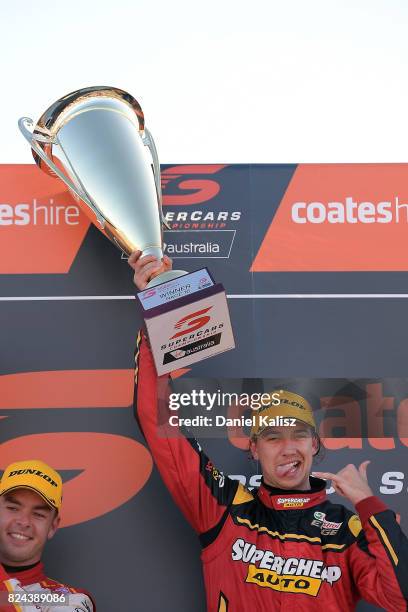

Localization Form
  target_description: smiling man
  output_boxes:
[130,251,408,612]
[249,397,319,491]
[0,460,94,611]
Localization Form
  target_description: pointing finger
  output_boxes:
[311,471,339,482]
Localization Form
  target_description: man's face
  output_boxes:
[0,489,60,566]
[250,421,318,490]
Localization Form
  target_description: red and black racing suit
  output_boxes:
[134,333,408,611]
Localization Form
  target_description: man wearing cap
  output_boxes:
[129,250,408,612]
[0,460,94,611]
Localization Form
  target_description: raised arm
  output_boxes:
[313,463,408,610]
[130,251,239,535]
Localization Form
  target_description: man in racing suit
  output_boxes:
[130,250,408,612]
[0,460,94,611]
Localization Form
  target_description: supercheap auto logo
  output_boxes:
[276,496,311,508]
[232,538,341,596]
[251,164,408,271]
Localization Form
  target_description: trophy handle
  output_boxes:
[18,117,106,228]
[142,128,171,230]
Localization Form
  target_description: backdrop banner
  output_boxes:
[1,164,407,611]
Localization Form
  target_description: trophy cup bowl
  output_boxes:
[18,85,185,287]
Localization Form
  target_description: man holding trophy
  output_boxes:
[19,86,408,610]
[130,251,408,612]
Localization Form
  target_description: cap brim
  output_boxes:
[256,418,316,437]
[0,485,58,511]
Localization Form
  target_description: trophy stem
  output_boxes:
[146,270,188,288]
[142,246,163,260]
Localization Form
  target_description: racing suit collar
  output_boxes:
[4,560,45,585]
[257,476,327,510]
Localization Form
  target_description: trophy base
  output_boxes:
[146,269,188,288]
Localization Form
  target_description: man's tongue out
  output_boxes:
[276,460,301,478]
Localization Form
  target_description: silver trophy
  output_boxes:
[19,86,235,373]
[18,85,185,287]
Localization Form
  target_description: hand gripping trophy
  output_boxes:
[19,86,234,373]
